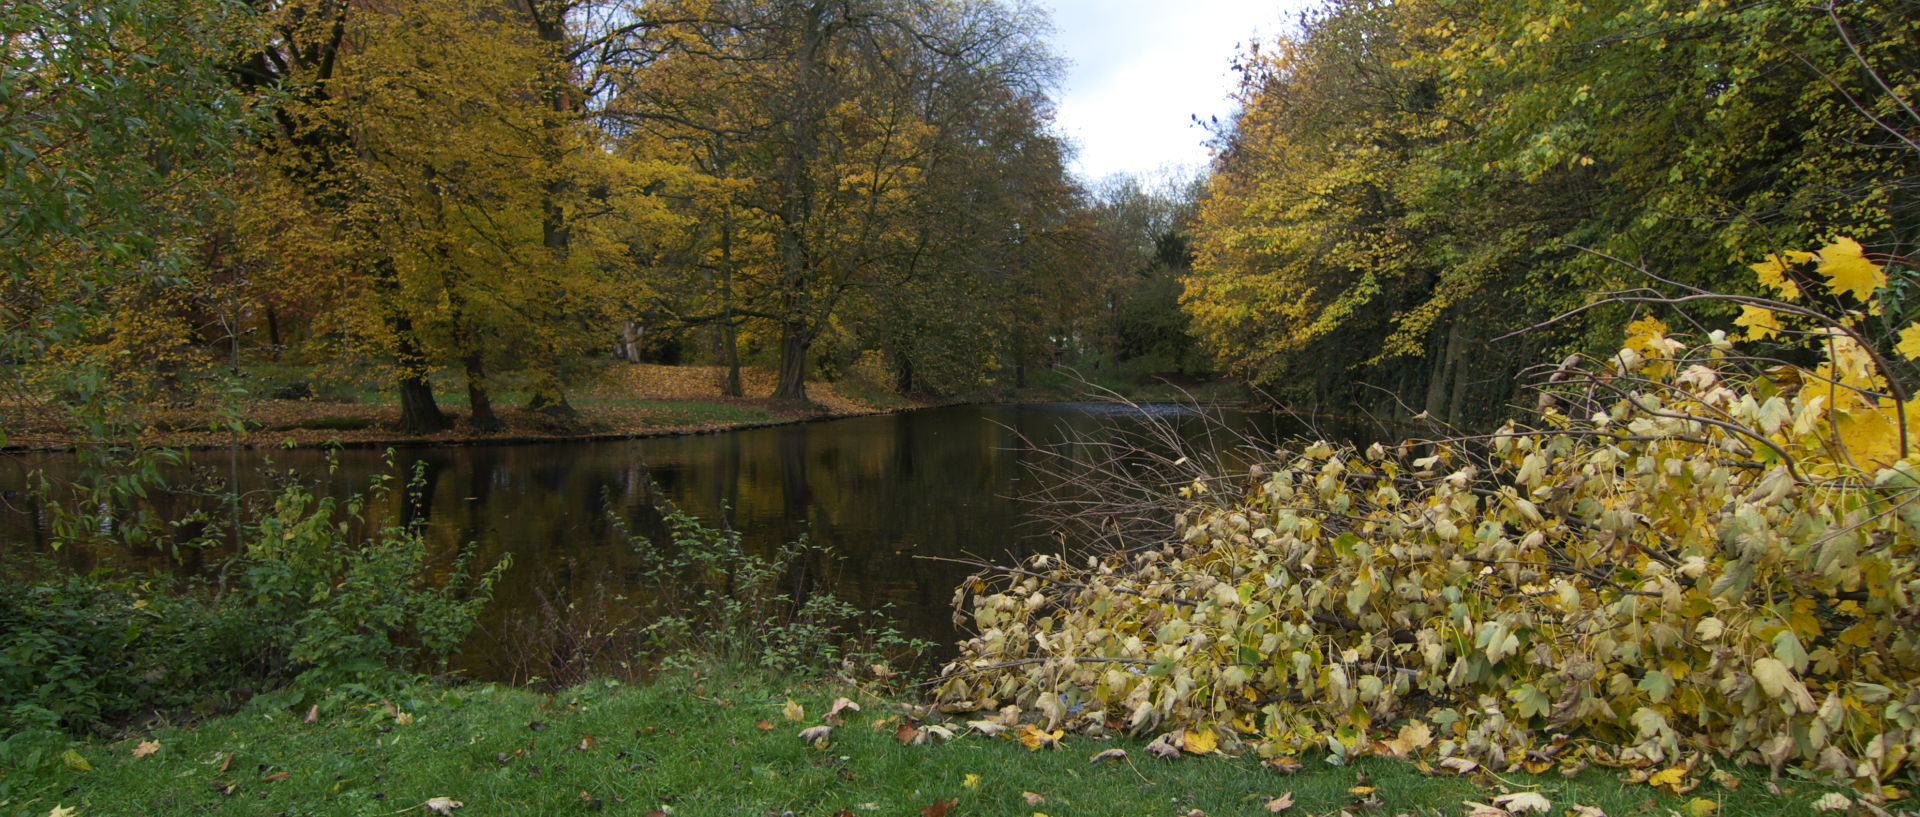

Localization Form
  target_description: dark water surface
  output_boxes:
[4,403,1302,679]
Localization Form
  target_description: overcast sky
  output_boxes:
[1043,1,1302,185]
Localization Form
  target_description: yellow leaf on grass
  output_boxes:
[1647,766,1688,789]
[1686,797,1720,817]
[1734,305,1783,341]
[1181,727,1219,755]
[47,807,77,817]
[963,774,982,789]
[782,699,804,722]
[60,749,91,772]
[1817,237,1885,303]
[132,740,160,758]
[1016,724,1062,750]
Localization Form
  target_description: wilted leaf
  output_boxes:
[424,797,463,815]
[1022,792,1045,805]
[47,807,76,817]
[1490,792,1551,814]
[798,725,834,745]
[923,724,956,741]
[304,705,318,723]
[1684,797,1719,817]
[1265,792,1295,813]
[1647,766,1689,792]
[1264,755,1305,774]
[1567,806,1607,817]
[1145,732,1181,758]
[1463,802,1509,817]
[263,771,290,783]
[827,697,861,720]
[756,720,775,730]
[132,740,160,758]
[1089,748,1128,763]
[1438,757,1478,775]
[1811,793,1853,812]
[921,797,957,817]
[967,720,1007,737]
[783,700,805,722]
[896,721,922,745]
[1380,721,1432,758]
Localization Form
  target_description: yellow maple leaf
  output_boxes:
[1897,324,1920,360]
[962,773,982,789]
[1015,724,1062,750]
[1647,765,1689,789]
[1817,237,1885,303]
[1181,726,1219,755]
[1734,305,1783,341]
[1750,252,1811,300]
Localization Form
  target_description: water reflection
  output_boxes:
[3,403,1306,679]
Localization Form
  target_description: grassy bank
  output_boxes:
[0,672,1836,817]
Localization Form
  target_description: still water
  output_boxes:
[4,403,1304,680]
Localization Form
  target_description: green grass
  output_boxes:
[624,400,777,426]
[0,674,1841,817]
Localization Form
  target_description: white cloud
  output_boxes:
[1044,1,1302,183]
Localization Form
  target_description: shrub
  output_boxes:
[0,477,505,736]
[941,243,1920,798]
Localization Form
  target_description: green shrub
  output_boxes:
[627,505,929,677]
[0,479,505,737]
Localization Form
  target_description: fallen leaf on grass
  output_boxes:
[1684,798,1718,817]
[1021,792,1045,805]
[1265,792,1295,812]
[1181,727,1219,755]
[1566,806,1607,817]
[304,704,319,723]
[963,774,982,789]
[263,771,290,783]
[1263,755,1304,774]
[798,725,834,745]
[783,700,805,722]
[1145,732,1181,759]
[133,740,160,758]
[47,807,76,817]
[1089,748,1128,763]
[1464,803,1509,817]
[1378,720,1433,758]
[756,720,775,730]
[921,797,957,817]
[967,720,1006,737]
[1646,765,1691,794]
[577,734,597,752]
[1016,723,1062,751]
[1436,757,1479,775]
[827,697,861,720]
[61,750,92,772]
[897,721,922,745]
[1811,793,1853,812]
[424,797,463,814]
[1490,792,1551,814]
[579,791,604,811]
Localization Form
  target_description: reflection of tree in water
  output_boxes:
[3,405,1306,680]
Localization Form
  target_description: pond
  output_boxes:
[4,402,1319,681]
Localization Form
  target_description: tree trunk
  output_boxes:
[722,321,743,397]
[773,321,810,403]
[264,305,282,361]
[391,313,449,434]
[464,352,500,432]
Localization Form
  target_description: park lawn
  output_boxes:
[0,674,1840,817]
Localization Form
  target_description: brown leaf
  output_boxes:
[896,721,922,745]
[424,797,464,815]
[835,811,858,817]
[1021,792,1046,805]
[132,740,160,758]
[303,704,318,724]
[827,697,861,720]
[798,725,834,745]
[579,734,597,751]
[921,797,958,817]
[1265,792,1295,813]
[756,719,776,730]
[1263,755,1304,774]
[217,753,232,773]
[263,771,290,783]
